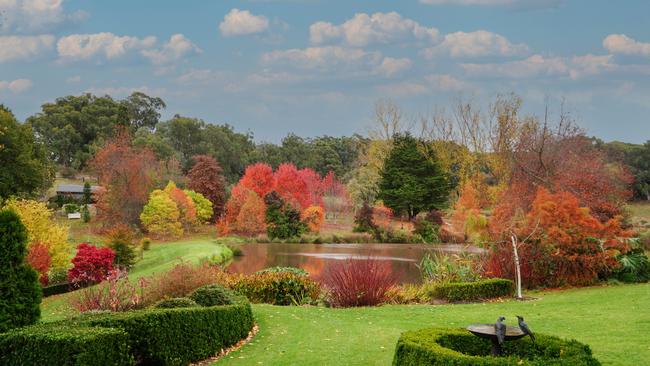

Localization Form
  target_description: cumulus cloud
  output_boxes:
[261,46,381,70]
[142,34,201,64]
[0,0,87,34]
[374,57,412,77]
[309,12,438,46]
[461,53,615,79]
[422,30,528,58]
[0,78,33,93]
[56,32,156,61]
[219,8,269,37]
[603,34,650,56]
[0,34,55,62]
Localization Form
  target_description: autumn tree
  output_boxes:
[164,181,197,230]
[92,130,161,228]
[378,133,452,220]
[186,155,226,219]
[301,206,325,233]
[239,163,275,198]
[3,199,70,272]
[322,171,351,222]
[140,190,183,238]
[299,168,324,208]
[274,163,310,209]
[184,190,213,224]
[26,242,51,285]
[233,190,267,236]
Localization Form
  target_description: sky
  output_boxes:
[0,0,649,143]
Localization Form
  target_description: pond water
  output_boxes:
[227,243,483,284]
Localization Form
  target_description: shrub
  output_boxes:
[612,248,650,283]
[154,297,198,309]
[413,219,440,243]
[68,243,115,286]
[190,284,236,306]
[64,203,80,214]
[1,299,254,366]
[105,225,137,269]
[26,241,52,285]
[140,237,151,251]
[0,209,42,332]
[82,204,91,223]
[142,262,227,306]
[48,267,68,285]
[71,269,147,312]
[0,325,134,366]
[233,271,321,305]
[393,327,600,365]
[354,201,376,233]
[255,266,308,276]
[428,278,514,302]
[264,191,307,240]
[323,257,397,307]
[418,252,481,284]
[301,205,325,233]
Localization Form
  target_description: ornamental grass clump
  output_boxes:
[323,257,397,307]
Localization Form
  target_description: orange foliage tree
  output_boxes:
[232,190,267,236]
[485,187,632,288]
[301,206,325,233]
[372,203,393,231]
[164,181,197,230]
[92,130,161,228]
[26,242,51,285]
[239,163,275,198]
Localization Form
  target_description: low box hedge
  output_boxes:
[0,295,254,366]
[0,325,133,366]
[428,278,514,302]
[393,327,600,365]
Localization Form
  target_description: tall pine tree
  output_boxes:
[378,133,452,220]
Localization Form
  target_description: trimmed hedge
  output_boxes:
[0,296,254,366]
[0,325,134,366]
[429,279,514,302]
[154,297,199,309]
[190,284,235,306]
[393,327,600,365]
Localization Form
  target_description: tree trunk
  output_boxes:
[511,235,523,299]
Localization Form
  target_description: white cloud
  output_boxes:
[261,46,380,70]
[422,30,528,58]
[603,34,650,56]
[461,53,615,79]
[56,32,156,61]
[374,57,412,77]
[142,34,201,64]
[219,8,269,37]
[377,73,472,96]
[309,12,438,47]
[419,0,563,8]
[0,78,33,93]
[377,81,430,96]
[0,34,54,62]
[425,73,470,91]
[0,0,87,34]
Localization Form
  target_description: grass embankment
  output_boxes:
[216,283,650,366]
[40,239,232,322]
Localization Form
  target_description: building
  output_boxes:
[55,184,101,203]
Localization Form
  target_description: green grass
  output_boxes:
[216,283,650,366]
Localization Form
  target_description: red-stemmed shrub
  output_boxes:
[70,269,147,312]
[67,243,115,286]
[26,242,51,285]
[323,257,397,307]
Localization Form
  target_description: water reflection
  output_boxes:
[227,243,483,284]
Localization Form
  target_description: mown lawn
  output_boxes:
[217,283,650,366]
[40,239,232,322]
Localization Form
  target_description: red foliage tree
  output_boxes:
[239,163,275,198]
[274,163,309,209]
[92,130,161,228]
[26,242,51,285]
[67,243,116,286]
[298,168,323,207]
[485,187,632,288]
[186,155,226,220]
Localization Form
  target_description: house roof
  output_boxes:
[56,184,101,194]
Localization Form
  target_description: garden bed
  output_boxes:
[393,327,600,365]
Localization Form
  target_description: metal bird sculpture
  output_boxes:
[494,316,506,346]
[516,316,535,343]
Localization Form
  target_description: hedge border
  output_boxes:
[428,278,514,302]
[0,295,254,366]
[393,327,600,366]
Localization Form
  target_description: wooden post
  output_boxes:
[511,235,523,299]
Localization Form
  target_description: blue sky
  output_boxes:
[1,0,649,143]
